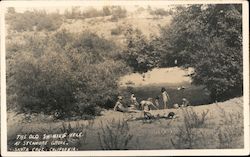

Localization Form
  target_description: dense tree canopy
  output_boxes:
[158,4,242,101]
[123,26,161,73]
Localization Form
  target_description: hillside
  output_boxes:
[59,10,171,38]
[6,9,172,47]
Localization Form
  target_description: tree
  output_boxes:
[123,26,160,73]
[159,4,242,101]
[7,7,16,14]
[103,6,111,16]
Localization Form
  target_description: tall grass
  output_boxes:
[170,108,209,149]
[182,107,209,128]
[215,103,244,148]
[170,102,243,149]
[97,118,133,150]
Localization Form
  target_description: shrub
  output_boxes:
[111,26,123,35]
[6,10,62,32]
[149,8,172,17]
[110,6,127,22]
[7,30,130,118]
[215,104,243,148]
[182,108,209,128]
[97,119,133,150]
[170,125,206,149]
[170,107,209,148]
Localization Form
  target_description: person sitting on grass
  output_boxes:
[114,96,141,113]
[155,96,160,108]
[113,96,128,112]
[130,93,140,110]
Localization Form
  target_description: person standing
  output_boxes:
[161,87,170,109]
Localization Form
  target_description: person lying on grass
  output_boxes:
[113,96,140,113]
[139,98,159,119]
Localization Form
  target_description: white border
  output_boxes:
[0,1,249,156]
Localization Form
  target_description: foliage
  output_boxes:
[215,103,243,148]
[123,26,160,73]
[7,30,130,118]
[6,9,63,32]
[63,6,126,20]
[111,25,123,35]
[149,8,173,17]
[109,6,127,22]
[97,119,133,150]
[158,4,243,101]
[182,108,209,128]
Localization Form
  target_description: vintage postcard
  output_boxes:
[0,0,249,156]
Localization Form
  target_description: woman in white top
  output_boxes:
[161,87,170,109]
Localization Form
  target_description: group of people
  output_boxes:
[113,87,190,114]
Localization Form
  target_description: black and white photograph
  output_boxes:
[0,0,249,156]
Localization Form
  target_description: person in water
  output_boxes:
[161,87,170,109]
[181,98,190,107]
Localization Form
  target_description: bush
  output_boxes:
[111,26,123,35]
[182,108,209,128]
[97,119,133,150]
[215,104,243,148]
[7,30,130,118]
[110,6,127,22]
[149,8,172,17]
[6,10,62,32]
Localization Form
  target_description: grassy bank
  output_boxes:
[7,97,243,150]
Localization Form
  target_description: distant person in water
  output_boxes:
[161,87,170,109]
[181,98,190,107]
